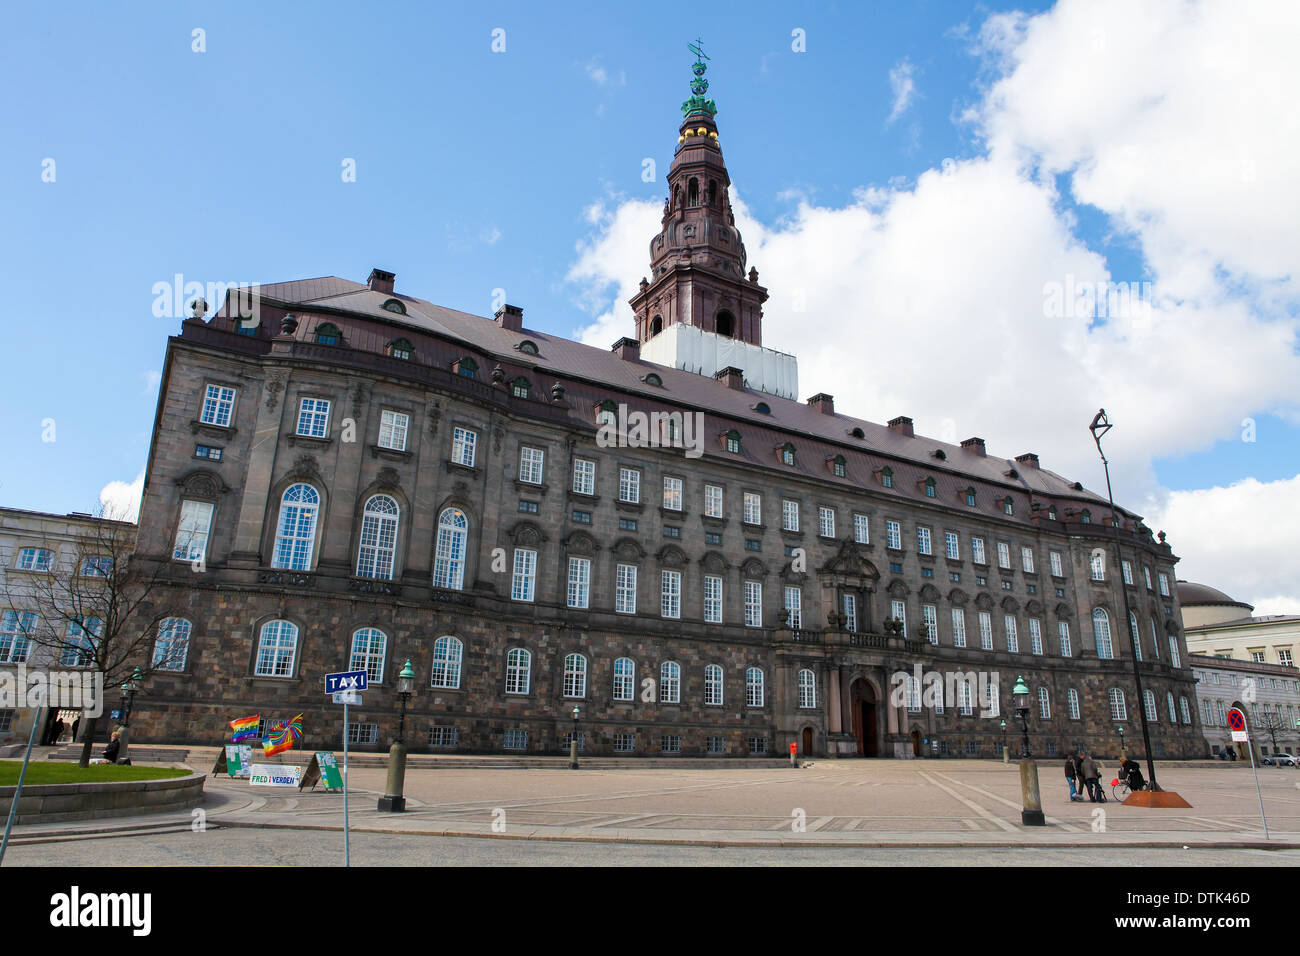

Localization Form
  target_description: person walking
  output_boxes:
[71,716,81,742]
[52,717,65,745]
[1064,753,1081,802]
[1081,751,1101,802]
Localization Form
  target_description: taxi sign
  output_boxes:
[325,670,368,694]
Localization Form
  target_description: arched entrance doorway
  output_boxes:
[801,726,814,756]
[850,679,879,757]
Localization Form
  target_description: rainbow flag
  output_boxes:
[229,714,260,742]
[284,714,304,740]
[262,728,294,757]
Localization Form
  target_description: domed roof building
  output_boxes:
[1176,582,1255,628]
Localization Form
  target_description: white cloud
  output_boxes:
[887,58,916,123]
[563,0,1300,605]
[585,58,626,89]
[141,369,161,396]
[1144,475,1300,611]
[99,468,144,522]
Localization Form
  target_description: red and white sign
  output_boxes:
[1228,707,1249,742]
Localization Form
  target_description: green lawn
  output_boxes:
[0,761,191,786]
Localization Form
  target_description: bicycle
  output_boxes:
[1111,773,1147,802]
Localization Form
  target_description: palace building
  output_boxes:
[128,55,1205,759]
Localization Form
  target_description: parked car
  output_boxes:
[1273,753,1299,767]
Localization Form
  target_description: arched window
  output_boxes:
[746,667,765,707]
[349,627,387,683]
[1143,689,1157,722]
[505,648,531,695]
[382,298,406,315]
[432,508,468,590]
[1109,688,1127,721]
[1166,691,1177,722]
[715,310,735,337]
[387,338,413,360]
[1092,608,1113,659]
[454,357,478,379]
[153,618,192,672]
[850,427,865,439]
[431,636,464,689]
[511,377,531,399]
[1067,688,1080,720]
[356,495,399,580]
[1038,687,1051,719]
[643,372,663,387]
[660,661,681,703]
[272,484,320,571]
[723,430,741,453]
[612,657,635,701]
[254,620,298,677]
[315,323,341,346]
[704,664,724,705]
[798,668,816,709]
[687,177,699,205]
[753,402,771,415]
[563,653,587,698]
[18,547,54,571]
[517,340,539,355]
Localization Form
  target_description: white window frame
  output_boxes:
[349,627,388,684]
[1004,615,1019,653]
[1021,547,1034,573]
[505,648,531,695]
[563,654,587,698]
[971,537,986,565]
[745,667,765,708]
[1029,618,1043,655]
[782,499,799,532]
[853,513,869,544]
[619,467,641,503]
[663,475,683,511]
[951,608,966,647]
[356,495,399,580]
[743,492,762,525]
[271,483,320,571]
[430,636,463,689]
[744,580,762,628]
[1068,688,1080,720]
[295,397,331,438]
[945,532,959,560]
[511,548,537,602]
[922,604,938,644]
[798,669,817,709]
[519,446,544,484]
[432,508,468,590]
[917,526,932,555]
[451,426,477,468]
[613,658,635,701]
[1093,608,1114,659]
[784,586,803,629]
[566,557,591,609]
[886,520,901,550]
[172,499,214,562]
[572,458,596,495]
[1049,550,1064,577]
[997,542,1011,569]
[660,661,681,703]
[254,620,298,677]
[704,664,724,706]
[978,611,993,650]
[615,564,637,614]
[891,599,907,637]
[153,617,191,672]
[200,384,236,427]
[378,409,409,451]
[704,484,723,518]
[819,506,835,538]
[704,575,723,623]
[660,570,681,619]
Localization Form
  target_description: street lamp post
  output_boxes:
[118,667,143,763]
[378,660,416,813]
[1000,718,1008,763]
[569,706,581,770]
[1013,675,1045,826]
[1117,725,1126,761]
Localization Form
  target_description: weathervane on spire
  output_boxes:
[682,39,718,118]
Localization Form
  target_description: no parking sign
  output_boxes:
[1228,707,1249,743]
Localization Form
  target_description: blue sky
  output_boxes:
[2,1,1297,604]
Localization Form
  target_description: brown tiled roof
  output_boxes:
[240,276,1118,518]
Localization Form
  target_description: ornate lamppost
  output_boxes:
[569,706,581,769]
[1116,724,1126,761]
[1000,718,1008,763]
[379,660,416,813]
[1012,675,1045,826]
[117,666,143,763]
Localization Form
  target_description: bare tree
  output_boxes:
[1,505,177,767]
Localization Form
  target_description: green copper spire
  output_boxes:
[681,39,718,118]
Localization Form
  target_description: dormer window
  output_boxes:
[454,357,478,379]
[1003,497,1014,515]
[511,378,531,400]
[517,340,539,356]
[933,450,947,461]
[723,429,741,454]
[642,373,663,387]
[752,402,771,415]
[1080,509,1091,524]
[382,299,406,315]
[831,455,846,478]
[850,427,865,439]
[315,323,341,346]
[965,488,977,507]
[780,443,796,467]
[595,400,618,427]
[924,478,937,498]
[387,338,413,360]
[880,467,894,489]
[1048,505,1058,521]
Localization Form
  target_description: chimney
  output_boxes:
[612,337,640,361]
[961,437,986,456]
[1015,452,1040,468]
[887,416,914,437]
[495,303,523,332]
[806,393,835,415]
[367,268,396,294]
[714,366,745,390]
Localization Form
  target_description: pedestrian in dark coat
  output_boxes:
[1081,753,1102,802]
[1064,754,1082,801]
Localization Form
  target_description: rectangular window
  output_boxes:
[451,426,477,467]
[906,676,921,713]
[1058,621,1072,657]
[613,733,635,753]
[194,444,223,461]
[841,592,858,632]
[784,586,803,628]
[1029,618,1043,655]
[172,499,214,561]
[819,507,835,538]
[945,532,959,560]
[572,458,596,495]
[951,608,967,648]
[663,476,683,511]
[703,575,723,623]
[347,723,378,745]
[567,557,590,609]
[1122,560,1134,585]
[853,513,869,544]
[379,410,409,451]
[428,726,459,749]
[744,580,762,628]
[0,611,36,664]
[615,564,637,614]
[978,611,993,650]
[661,735,682,754]
[1144,566,1153,590]
[519,446,544,484]
[891,600,907,637]
[704,484,723,517]
[663,526,680,539]
[1021,547,1034,573]
[917,526,932,555]
[922,604,938,644]
[972,537,986,565]
[1158,572,1170,597]
[997,542,1011,569]
[743,492,762,525]
[1050,551,1064,577]
[503,730,528,751]
[782,499,800,532]
[886,520,901,550]
[296,397,331,438]
[618,467,640,503]
[1091,552,1106,581]
[511,548,537,602]
[571,510,592,524]
[618,518,637,532]
[661,570,681,619]
[748,737,768,755]
[518,500,539,514]
[200,384,236,427]
[1004,616,1019,652]
[706,735,724,755]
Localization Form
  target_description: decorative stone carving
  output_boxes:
[264,373,287,410]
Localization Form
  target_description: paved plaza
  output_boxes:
[7,755,1300,865]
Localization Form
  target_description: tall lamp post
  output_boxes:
[378,660,416,813]
[1089,410,1160,793]
[118,667,143,763]
[1013,675,1045,826]
[1000,718,1008,763]
[1116,725,1126,761]
[569,706,581,770]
